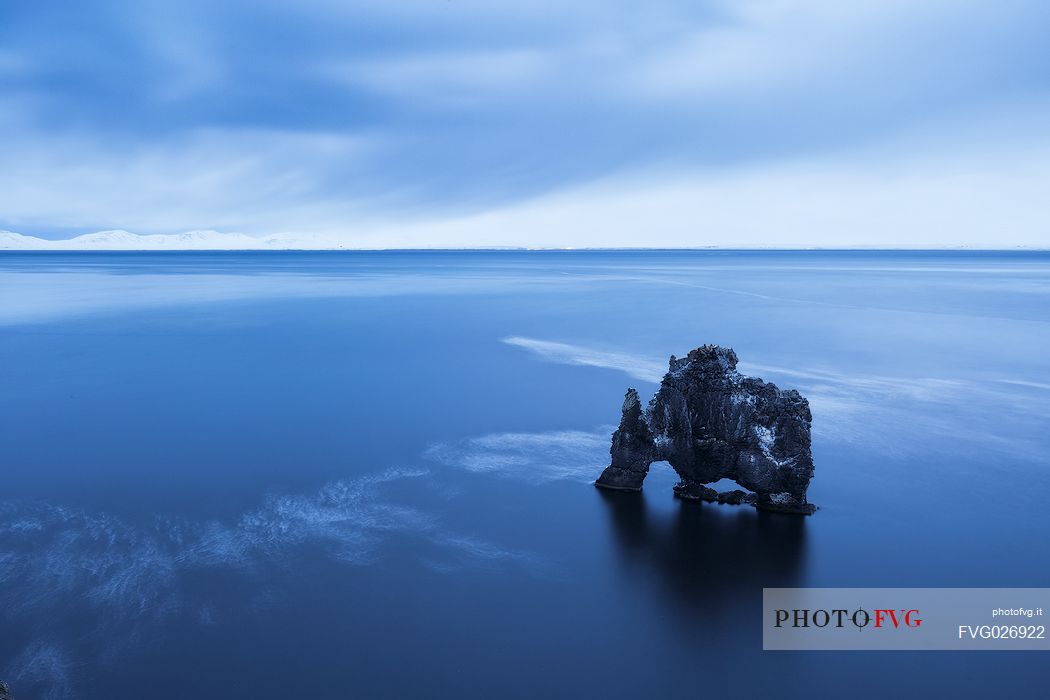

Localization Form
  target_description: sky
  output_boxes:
[1,0,1049,247]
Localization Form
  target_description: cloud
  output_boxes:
[1,0,1048,244]
[626,0,1048,104]
[322,49,552,107]
[359,127,1050,248]
[5,123,1049,246]
[0,127,370,234]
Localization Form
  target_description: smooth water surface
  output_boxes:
[1,251,1049,698]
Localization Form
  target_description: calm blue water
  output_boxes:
[1,251,1048,699]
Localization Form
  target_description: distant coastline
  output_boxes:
[1,230,1047,253]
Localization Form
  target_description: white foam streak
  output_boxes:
[426,428,612,483]
[0,464,541,675]
[502,336,1050,460]
[502,336,664,382]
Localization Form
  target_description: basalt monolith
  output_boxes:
[595,345,816,514]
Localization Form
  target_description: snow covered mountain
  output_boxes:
[0,231,54,249]
[0,230,351,250]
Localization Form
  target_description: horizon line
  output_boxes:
[3,246,1049,253]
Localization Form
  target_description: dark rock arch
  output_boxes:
[595,345,816,514]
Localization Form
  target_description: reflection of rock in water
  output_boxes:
[597,487,807,632]
[596,345,816,514]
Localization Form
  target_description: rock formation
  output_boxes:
[0,680,11,700]
[595,345,816,514]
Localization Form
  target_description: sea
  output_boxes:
[1,250,1048,698]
